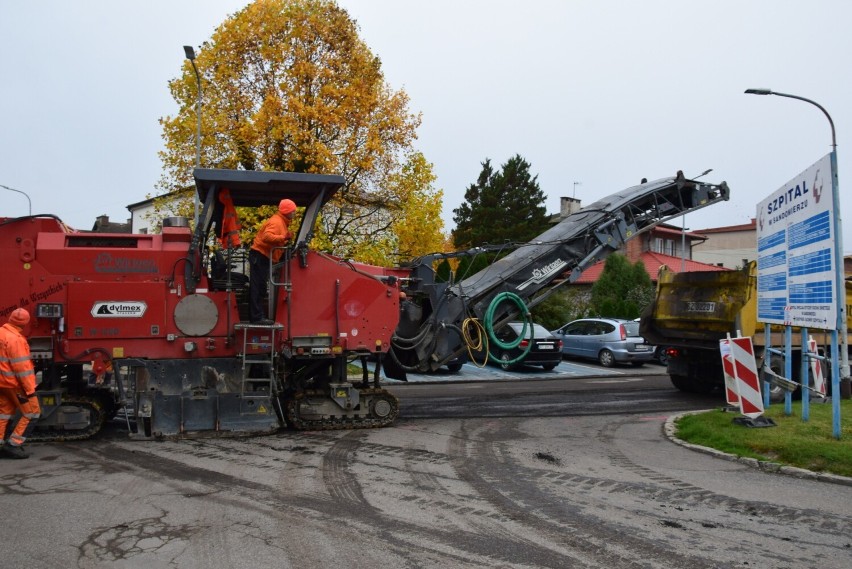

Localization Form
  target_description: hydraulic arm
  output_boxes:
[389,171,729,375]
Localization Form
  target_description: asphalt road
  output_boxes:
[385,356,668,383]
[1,363,850,568]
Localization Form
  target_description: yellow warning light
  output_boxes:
[332,345,343,354]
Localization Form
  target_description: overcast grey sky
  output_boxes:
[2,1,851,258]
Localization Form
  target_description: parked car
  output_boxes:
[476,321,563,371]
[552,318,655,367]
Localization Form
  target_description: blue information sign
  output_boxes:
[756,154,836,329]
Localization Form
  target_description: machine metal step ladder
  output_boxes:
[233,246,290,414]
[235,322,283,399]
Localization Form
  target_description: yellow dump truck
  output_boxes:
[640,261,850,400]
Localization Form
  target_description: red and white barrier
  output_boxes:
[719,335,764,418]
[808,336,826,397]
[719,340,739,406]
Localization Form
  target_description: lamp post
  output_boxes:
[0,184,32,216]
[746,88,849,432]
[184,45,202,226]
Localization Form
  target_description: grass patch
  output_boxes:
[675,399,852,478]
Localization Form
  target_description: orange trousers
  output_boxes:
[0,388,41,446]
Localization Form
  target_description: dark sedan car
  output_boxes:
[478,322,563,371]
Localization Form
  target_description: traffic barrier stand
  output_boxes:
[721,334,776,428]
[718,339,740,410]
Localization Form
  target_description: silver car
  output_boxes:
[552,318,655,367]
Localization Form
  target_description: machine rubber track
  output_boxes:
[29,396,106,442]
[285,387,400,431]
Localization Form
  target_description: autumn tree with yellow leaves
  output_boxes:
[158,0,445,265]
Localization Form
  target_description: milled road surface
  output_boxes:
[1,372,850,568]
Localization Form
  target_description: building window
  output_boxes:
[652,237,676,256]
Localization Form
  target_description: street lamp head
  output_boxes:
[744,88,772,95]
[183,45,196,60]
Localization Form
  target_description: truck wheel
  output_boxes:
[763,353,793,403]
[446,362,463,373]
[692,378,718,394]
[598,349,615,368]
[670,374,695,393]
[766,384,787,404]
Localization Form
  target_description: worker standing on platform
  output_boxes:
[0,308,41,459]
[249,199,296,324]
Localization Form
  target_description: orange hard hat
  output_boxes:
[8,308,30,327]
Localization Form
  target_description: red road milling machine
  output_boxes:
[0,168,729,440]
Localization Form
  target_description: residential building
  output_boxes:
[691,218,756,269]
[89,215,131,233]
[573,223,726,285]
[126,189,189,234]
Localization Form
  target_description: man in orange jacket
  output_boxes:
[0,308,41,459]
[249,198,296,324]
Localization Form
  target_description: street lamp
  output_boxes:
[744,89,836,150]
[0,183,32,216]
[184,45,202,226]
[745,88,849,421]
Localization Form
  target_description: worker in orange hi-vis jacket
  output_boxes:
[0,308,41,459]
[248,198,296,324]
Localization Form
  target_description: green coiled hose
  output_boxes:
[484,292,533,366]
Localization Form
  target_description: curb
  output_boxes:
[664,410,852,488]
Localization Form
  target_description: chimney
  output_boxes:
[560,196,581,218]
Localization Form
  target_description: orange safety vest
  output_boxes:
[0,323,36,394]
[219,189,241,249]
